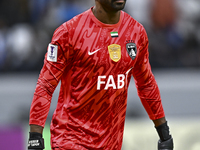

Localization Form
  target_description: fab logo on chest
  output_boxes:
[97,74,125,90]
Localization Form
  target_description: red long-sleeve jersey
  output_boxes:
[29,7,165,150]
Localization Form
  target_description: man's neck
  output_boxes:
[92,6,121,24]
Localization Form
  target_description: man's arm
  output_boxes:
[28,24,70,150]
[132,27,173,149]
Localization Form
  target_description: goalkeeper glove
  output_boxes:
[155,122,173,150]
[158,138,173,150]
[28,132,44,150]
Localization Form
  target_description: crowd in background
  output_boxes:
[0,0,200,71]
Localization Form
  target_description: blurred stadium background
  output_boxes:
[0,0,200,150]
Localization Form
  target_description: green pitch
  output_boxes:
[43,124,51,150]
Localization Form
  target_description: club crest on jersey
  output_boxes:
[126,43,137,60]
[47,43,58,62]
[108,44,121,62]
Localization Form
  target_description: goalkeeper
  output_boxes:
[28,0,173,150]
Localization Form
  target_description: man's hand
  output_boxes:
[158,137,173,150]
[28,132,44,150]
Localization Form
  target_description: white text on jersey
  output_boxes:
[97,74,125,90]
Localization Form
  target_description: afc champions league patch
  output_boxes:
[126,43,137,60]
[47,43,58,62]
[108,44,121,62]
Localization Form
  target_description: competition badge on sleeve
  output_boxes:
[126,43,137,60]
[47,43,58,62]
[108,44,121,62]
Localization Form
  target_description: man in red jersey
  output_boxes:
[28,0,173,150]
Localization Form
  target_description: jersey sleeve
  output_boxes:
[132,27,165,120]
[29,24,71,127]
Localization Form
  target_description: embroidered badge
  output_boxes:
[126,43,137,60]
[108,44,121,62]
